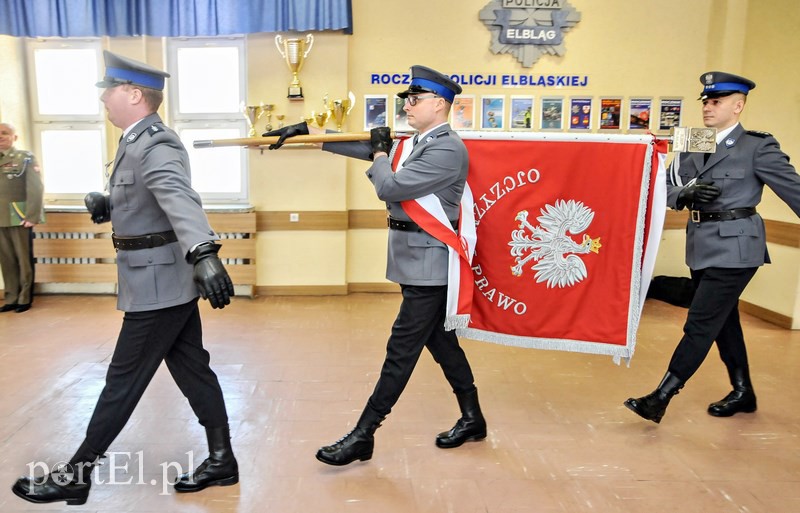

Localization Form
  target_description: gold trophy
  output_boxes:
[328,92,356,132]
[305,110,330,128]
[263,104,275,132]
[241,102,264,137]
[275,34,314,100]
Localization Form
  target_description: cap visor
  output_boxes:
[95,79,118,88]
[397,85,433,99]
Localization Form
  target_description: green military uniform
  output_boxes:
[0,146,44,309]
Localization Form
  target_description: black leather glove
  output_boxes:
[187,243,235,309]
[84,192,111,224]
[262,122,309,150]
[677,180,721,209]
[370,127,393,158]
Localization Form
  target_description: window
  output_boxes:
[26,39,107,200]
[26,37,249,205]
[167,37,249,204]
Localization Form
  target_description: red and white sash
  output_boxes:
[391,137,477,330]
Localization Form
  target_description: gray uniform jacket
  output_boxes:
[323,123,468,286]
[109,113,218,312]
[667,124,800,270]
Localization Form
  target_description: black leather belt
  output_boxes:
[112,230,178,250]
[387,217,458,232]
[690,207,757,223]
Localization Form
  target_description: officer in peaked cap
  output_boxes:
[12,49,238,505]
[95,50,170,91]
[625,70,800,426]
[698,71,756,100]
[397,65,462,103]
[266,64,487,466]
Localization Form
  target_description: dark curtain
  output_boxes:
[0,0,353,37]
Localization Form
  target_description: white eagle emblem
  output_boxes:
[509,199,602,288]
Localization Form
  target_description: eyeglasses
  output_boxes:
[404,94,439,106]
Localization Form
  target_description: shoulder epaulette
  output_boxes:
[746,130,771,138]
[147,123,164,135]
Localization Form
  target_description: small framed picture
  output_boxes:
[451,95,475,130]
[598,97,622,131]
[480,95,505,130]
[509,96,534,130]
[393,96,412,132]
[539,97,564,130]
[658,98,683,132]
[569,97,592,130]
[364,95,388,130]
[628,97,652,131]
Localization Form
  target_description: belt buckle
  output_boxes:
[690,210,701,223]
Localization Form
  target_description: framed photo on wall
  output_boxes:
[539,97,564,130]
[364,95,388,130]
[451,95,475,130]
[658,97,683,132]
[393,96,412,132]
[599,97,622,131]
[628,97,652,131]
[569,97,592,130]
[509,96,534,130]
[480,95,505,130]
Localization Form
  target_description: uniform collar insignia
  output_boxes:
[725,137,736,148]
[126,132,138,143]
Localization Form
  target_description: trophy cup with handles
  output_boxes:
[241,102,264,137]
[328,92,356,132]
[275,34,314,100]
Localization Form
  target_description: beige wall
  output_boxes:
[1,0,799,326]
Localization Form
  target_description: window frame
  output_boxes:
[166,36,250,205]
[25,38,106,204]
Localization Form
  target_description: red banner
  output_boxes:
[458,135,664,361]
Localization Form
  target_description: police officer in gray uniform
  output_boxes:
[12,51,237,505]
[265,65,486,466]
[0,122,44,313]
[625,71,800,423]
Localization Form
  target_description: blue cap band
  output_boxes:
[105,66,165,90]
[411,77,456,103]
[704,81,751,94]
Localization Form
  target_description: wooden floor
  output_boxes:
[0,294,798,513]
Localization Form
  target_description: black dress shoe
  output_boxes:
[174,426,239,493]
[316,427,376,466]
[11,469,90,506]
[624,371,685,424]
[436,389,487,448]
[436,417,487,448]
[708,367,757,417]
[0,303,19,312]
[173,457,238,492]
[708,389,757,417]
[316,407,385,466]
[15,304,31,313]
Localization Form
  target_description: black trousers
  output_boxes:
[82,298,229,455]
[667,266,757,381]
[367,284,476,416]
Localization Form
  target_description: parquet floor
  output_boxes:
[1,294,798,512]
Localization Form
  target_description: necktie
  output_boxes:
[412,134,419,147]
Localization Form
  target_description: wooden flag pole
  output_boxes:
[193,131,396,149]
